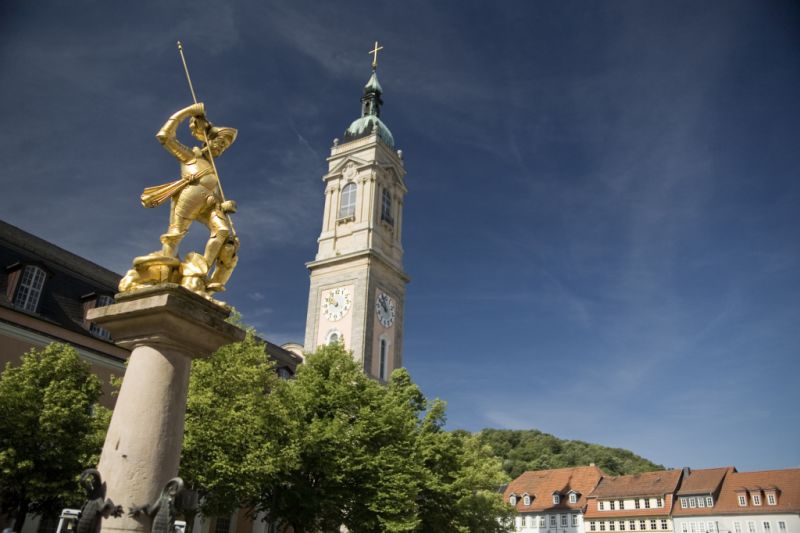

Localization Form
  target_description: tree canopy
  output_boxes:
[181,341,513,533]
[476,428,663,479]
[0,343,109,531]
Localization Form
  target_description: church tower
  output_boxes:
[303,49,409,380]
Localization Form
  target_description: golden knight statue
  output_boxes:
[119,102,240,302]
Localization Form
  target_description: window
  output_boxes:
[767,493,776,505]
[326,329,342,345]
[379,338,388,381]
[380,188,394,224]
[509,495,517,506]
[13,265,46,312]
[706,496,713,507]
[569,493,578,504]
[619,500,625,510]
[691,524,697,533]
[553,494,560,505]
[738,495,747,506]
[636,499,641,509]
[591,522,597,532]
[656,497,663,508]
[599,501,605,510]
[610,501,616,510]
[523,494,531,506]
[644,498,651,509]
[681,524,688,533]
[89,294,114,340]
[572,514,578,527]
[551,515,557,527]
[640,520,646,531]
[540,516,546,527]
[680,498,688,509]
[697,497,705,508]
[630,520,637,531]
[214,516,231,533]
[748,522,756,533]
[661,520,668,530]
[610,521,616,531]
[561,515,568,527]
[650,520,657,530]
[778,522,786,532]
[620,521,626,531]
[752,494,761,506]
[763,523,771,532]
[600,521,606,531]
[338,182,357,219]
[734,523,741,533]
[689,498,697,508]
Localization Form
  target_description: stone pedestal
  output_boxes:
[86,284,244,533]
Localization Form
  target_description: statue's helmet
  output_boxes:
[207,126,238,156]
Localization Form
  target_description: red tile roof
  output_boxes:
[676,467,734,496]
[688,469,800,516]
[503,466,605,513]
[590,470,682,499]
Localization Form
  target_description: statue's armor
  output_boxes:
[155,104,232,263]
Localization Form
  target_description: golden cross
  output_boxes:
[369,41,383,70]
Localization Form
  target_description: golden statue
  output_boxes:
[119,44,240,303]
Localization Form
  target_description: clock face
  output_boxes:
[323,287,352,321]
[375,291,396,327]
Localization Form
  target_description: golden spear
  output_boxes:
[176,41,237,238]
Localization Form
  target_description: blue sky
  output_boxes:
[1,1,798,472]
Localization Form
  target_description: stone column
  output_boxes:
[86,284,244,533]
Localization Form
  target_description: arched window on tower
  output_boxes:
[338,182,357,220]
[380,188,393,225]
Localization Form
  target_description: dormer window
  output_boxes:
[680,498,688,509]
[697,497,704,508]
[569,493,578,504]
[522,494,531,506]
[552,493,560,505]
[509,494,517,506]
[706,496,713,507]
[88,294,114,340]
[13,265,47,313]
[338,182,357,220]
[610,500,615,510]
[752,493,761,506]
[737,494,747,506]
[656,497,663,508]
[767,492,776,505]
[598,501,604,510]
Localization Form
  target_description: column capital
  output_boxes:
[87,284,244,356]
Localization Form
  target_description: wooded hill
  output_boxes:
[476,429,663,479]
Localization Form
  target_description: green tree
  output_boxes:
[180,331,288,521]
[259,344,512,533]
[476,429,662,478]
[0,344,109,531]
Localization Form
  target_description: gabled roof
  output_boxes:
[710,469,800,515]
[589,470,682,499]
[503,466,604,513]
[676,467,734,496]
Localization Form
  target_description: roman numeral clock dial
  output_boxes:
[375,291,396,327]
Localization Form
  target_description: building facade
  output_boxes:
[303,65,409,381]
[673,469,800,533]
[579,469,682,533]
[504,465,605,533]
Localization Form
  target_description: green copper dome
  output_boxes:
[343,69,395,148]
[345,115,395,147]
